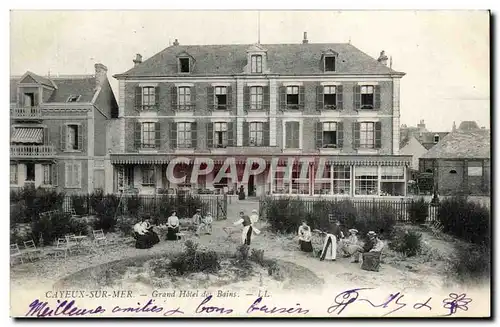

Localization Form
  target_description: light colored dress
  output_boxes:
[320,233,337,261]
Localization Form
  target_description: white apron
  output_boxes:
[320,233,337,261]
[241,225,261,244]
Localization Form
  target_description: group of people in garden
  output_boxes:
[297,219,385,271]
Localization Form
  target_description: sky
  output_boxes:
[9,10,490,131]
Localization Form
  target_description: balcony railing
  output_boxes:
[10,106,42,118]
[10,145,56,158]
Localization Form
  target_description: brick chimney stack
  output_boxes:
[133,54,142,67]
[302,32,309,44]
[94,63,108,88]
[377,50,389,66]
[173,39,179,46]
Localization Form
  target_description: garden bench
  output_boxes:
[10,244,24,265]
[23,240,42,262]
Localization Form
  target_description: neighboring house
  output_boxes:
[110,33,411,197]
[419,127,490,196]
[10,64,119,194]
[399,136,428,170]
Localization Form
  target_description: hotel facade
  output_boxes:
[108,34,411,197]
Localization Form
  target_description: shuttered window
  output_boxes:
[214,122,228,148]
[142,122,156,148]
[141,166,156,186]
[249,122,264,146]
[285,121,300,149]
[250,86,264,110]
[177,122,192,148]
[251,55,262,73]
[10,164,17,184]
[65,162,82,189]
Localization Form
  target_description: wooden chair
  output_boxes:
[23,240,42,262]
[10,244,24,265]
[92,229,108,247]
[54,238,77,259]
[176,226,188,241]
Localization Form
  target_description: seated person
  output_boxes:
[352,231,385,269]
[133,217,153,249]
[142,215,160,245]
[165,211,180,241]
[193,209,203,235]
[298,221,313,253]
[339,229,360,257]
[203,212,213,235]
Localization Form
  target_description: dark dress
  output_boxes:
[147,229,160,245]
[299,240,314,252]
[166,226,180,241]
[134,232,153,249]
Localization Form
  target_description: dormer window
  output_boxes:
[23,93,35,107]
[67,95,81,103]
[434,134,440,143]
[251,55,263,73]
[179,58,190,73]
[324,56,336,72]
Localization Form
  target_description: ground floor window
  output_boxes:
[65,162,82,188]
[291,168,309,195]
[10,164,17,184]
[141,166,155,186]
[355,166,378,195]
[380,166,405,196]
[314,165,331,195]
[42,164,51,185]
[333,166,351,195]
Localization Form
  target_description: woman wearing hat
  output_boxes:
[339,229,360,257]
[298,221,313,253]
[165,211,180,241]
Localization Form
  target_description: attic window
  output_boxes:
[324,56,336,72]
[449,170,457,174]
[251,55,263,73]
[433,134,440,143]
[67,95,81,103]
[179,58,190,73]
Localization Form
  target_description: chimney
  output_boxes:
[377,50,389,66]
[94,63,108,88]
[452,121,457,132]
[133,54,142,67]
[173,39,179,46]
[302,32,308,44]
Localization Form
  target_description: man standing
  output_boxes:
[233,211,260,245]
[193,209,204,236]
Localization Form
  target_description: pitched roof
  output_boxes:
[421,129,490,159]
[115,43,405,78]
[10,75,97,103]
[21,71,57,88]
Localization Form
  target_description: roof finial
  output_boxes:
[390,56,393,69]
[47,68,51,78]
[348,36,351,44]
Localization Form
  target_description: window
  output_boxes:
[468,162,483,176]
[142,122,156,148]
[65,162,81,188]
[142,166,155,186]
[286,86,300,109]
[215,87,227,110]
[125,166,135,188]
[285,122,300,149]
[322,122,337,148]
[324,86,337,109]
[67,124,80,150]
[250,86,263,110]
[23,93,35,107]
[10,164,17,184]
[179,58,190,73]
[272,163,289,194]
[355,166,378,195]
[42,164,51,185]
[26,163,35,181]
[291,167,309,195]
[324,56,336,72]
[359,122,375,149]
[434,134,440,143]
[214,122,228,148]
[333,166,351,195]
[380,166,405,196]
[67,95,80,103]
[177,122,192,148]
[314,165,332,195]
[251,55,262,73]
[249,122,264,146]
[142,87,155,108]
[449,170,457,174]
[361,86,374,109]
[178,87,191,110]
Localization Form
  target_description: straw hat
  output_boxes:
[367,231,377,237]
[252,209,258,213]
[348,229,359,234]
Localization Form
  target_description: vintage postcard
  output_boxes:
[9,10,491,318]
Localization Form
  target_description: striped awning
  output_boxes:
[11,128,43,144]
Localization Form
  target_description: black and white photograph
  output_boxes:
[7,9,491,318]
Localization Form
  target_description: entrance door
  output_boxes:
[248,175,255,197]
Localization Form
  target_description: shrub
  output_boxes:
[249,249,265,266]
[93,194,120,232]
[355,202,396,238]
[170,240,220,275]
[235,244,250,262]
[116,217,136,236]
[125,195,142,218]
[89,190,104,215]
[10,201,29,225]
[448,244,490,284]
[267,260,284,281]
[11,186,65,223]
[265,198,305,233]
[31,211,72,245]
[438,196,490,246]
[390,229,423,257]
[71,195,88,216]
[408,198,428,225]
[68,218,90,236]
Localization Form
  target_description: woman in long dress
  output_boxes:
[142,217,160,245]
[319,228,337,261]
[133,218,153,249]
[339,229,360,257]
[298,221,313,253]
[165,211,180,241]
